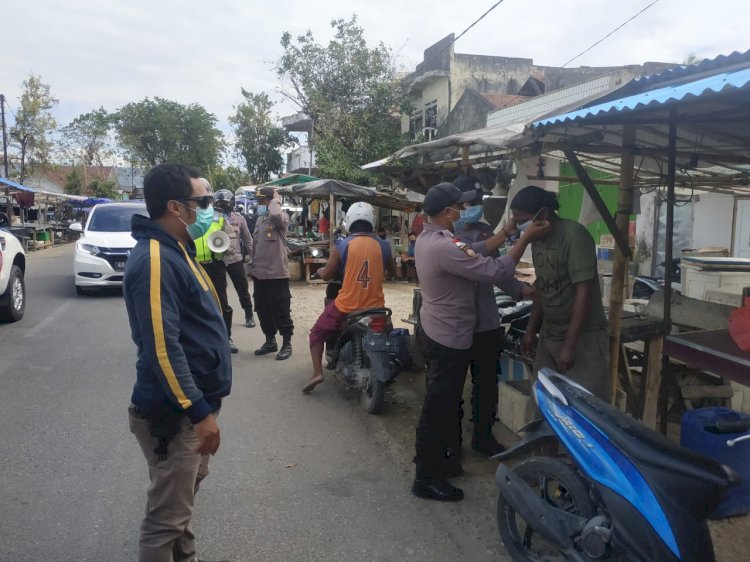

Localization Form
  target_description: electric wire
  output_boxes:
[561,0,661,68]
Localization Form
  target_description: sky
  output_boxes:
[1,0,746,140]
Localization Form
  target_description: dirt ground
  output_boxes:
[289,280,750,562]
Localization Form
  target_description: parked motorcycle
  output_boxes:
[317,277,400,414]
[494,369,738,562]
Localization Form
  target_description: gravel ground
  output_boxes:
[288,279,750,562]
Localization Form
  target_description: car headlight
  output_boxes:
[77,242,101,256]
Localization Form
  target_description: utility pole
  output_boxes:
[0,94,8,178]
[1,93,12,220]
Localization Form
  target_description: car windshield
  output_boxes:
[86,206,146,232]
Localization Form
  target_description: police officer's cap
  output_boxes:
[257,186,275,200]
[452,174,483,204]
[423,182,475,216]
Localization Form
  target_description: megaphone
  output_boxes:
[207,230,230,254]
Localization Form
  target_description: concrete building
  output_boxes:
[402,34,673,139]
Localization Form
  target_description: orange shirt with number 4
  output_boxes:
[335,234,392,314]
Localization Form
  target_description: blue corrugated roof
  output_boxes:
[0,177,37,192]
[534,67,750,127]
[633,49,750,89]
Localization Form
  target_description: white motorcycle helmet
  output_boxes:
[344,202,377,233]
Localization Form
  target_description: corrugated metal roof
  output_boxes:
[533,67,750,127]
[0,177,36,192]
[633,49,750,89]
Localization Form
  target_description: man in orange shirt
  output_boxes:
[302,202,394,393]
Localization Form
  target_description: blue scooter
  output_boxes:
[494,369,738,562]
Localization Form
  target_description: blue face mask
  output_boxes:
[179,203,215,240]
[460,205,483,224]
[257,205,268,216]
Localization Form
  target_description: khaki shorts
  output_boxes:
[533,329,611,401]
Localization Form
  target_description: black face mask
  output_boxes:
[378,234,387,240]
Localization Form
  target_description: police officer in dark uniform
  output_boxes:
[452,175,529,457]
[412,182,548,502]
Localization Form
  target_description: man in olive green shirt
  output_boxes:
[512,186,611,400]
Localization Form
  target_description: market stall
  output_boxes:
[362,50,750,430]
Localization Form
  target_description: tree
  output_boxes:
[113,98,224,172]
[59,107,114,167]
[10,74,59,183]
[208,165,252,192]
[276,16,412,184]
[89,177,118,199]
[64,167,84,195]
[229,90,293,183]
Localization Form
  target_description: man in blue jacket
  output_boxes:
[124,163,232,562]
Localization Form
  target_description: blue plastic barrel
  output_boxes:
[680,407,750,518]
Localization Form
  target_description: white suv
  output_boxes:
[0,228,26,322]
[70,202,147,294]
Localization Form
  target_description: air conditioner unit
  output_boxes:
[423,127,437,141]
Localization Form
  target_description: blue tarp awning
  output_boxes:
[534,67,750,127]
[0,177,37,192]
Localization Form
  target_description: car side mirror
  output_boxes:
[69,222,83,232]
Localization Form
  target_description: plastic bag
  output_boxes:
[729,292,750,351]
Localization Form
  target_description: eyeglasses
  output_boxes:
[176,195,214,209]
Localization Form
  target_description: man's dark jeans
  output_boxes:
[253,278,294,339]
[415,329,471,479]
[201,261,232,338]
[226,261,253,315]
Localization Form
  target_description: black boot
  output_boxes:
[276,337,292,361]
[254,336,278,356]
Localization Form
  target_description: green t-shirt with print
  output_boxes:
[531,219,608,341]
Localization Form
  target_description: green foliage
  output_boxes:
[276,16,412,184]
[64,167,84,195]
[88,177,118,199]
[10,74,59,182]
[113,97,224,172]
[60,107,114,167]
[208,166,252,192]
[229,90,293,183]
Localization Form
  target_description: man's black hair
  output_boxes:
[144,163,202,219]
[350,220,374,233]
[510,185,560,215]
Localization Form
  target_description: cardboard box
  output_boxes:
[498,380,537,432]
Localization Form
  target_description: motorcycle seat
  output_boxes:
[346,307,392,320]
[554,377,736,487]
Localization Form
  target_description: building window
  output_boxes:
[409,112,423,138]
[424,100,438,129]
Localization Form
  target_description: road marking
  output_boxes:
[22,300,73,338]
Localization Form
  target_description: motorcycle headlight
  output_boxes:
[311,248,322,258]
[77,242,101,256]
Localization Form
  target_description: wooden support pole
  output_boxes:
[607,124,637,406]
[329,190,335,256]
[642,335,665,427]
[461,145,470,174]
[562,149,630,258]
[659,112,678,434]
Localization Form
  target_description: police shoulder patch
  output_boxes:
[451,239,477,257]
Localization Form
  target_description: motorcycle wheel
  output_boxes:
[360,368,385,414]
[497,456,594,562]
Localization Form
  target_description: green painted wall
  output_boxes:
[557,162,621,243]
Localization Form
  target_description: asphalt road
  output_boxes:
[0,244,508,562]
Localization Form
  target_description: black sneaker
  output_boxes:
[471,435,505,457]
[276,341,292,361]
[229,339,239,354]
[254,339,278,356]
[411,478,464,502]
